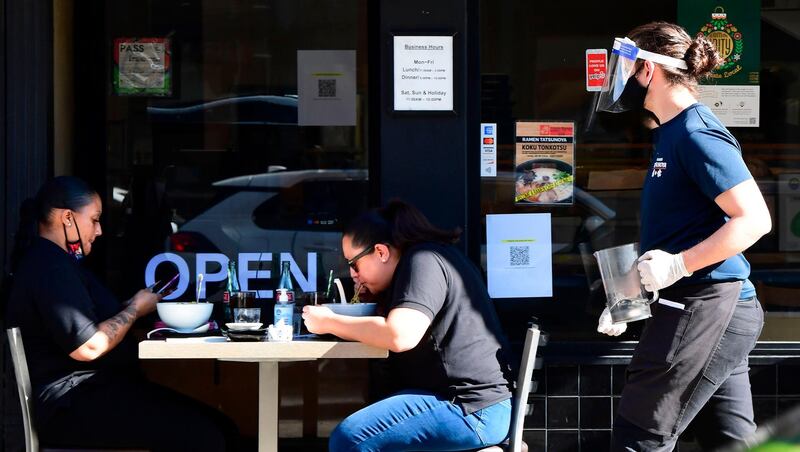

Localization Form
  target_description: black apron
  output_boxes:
[617,281,743,436]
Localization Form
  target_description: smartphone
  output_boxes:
[155,273,180,295]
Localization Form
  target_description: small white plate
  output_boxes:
[226,322,263,331]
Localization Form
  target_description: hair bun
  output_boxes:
[685,34,721,77]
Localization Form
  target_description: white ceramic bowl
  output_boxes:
[323,303,378,317]
[156,302,213,331]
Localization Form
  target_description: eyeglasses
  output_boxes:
[346,244,377,272]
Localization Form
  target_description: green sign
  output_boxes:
[678,1,760,85]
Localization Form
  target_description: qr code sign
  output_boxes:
[509,246,530,267]
[318,79,337,97]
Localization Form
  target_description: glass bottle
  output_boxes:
[277,261,294,293]
[222,260,239,324]
[274,261,295,328]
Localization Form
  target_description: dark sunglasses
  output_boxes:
[347,244,377,272]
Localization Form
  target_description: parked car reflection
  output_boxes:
[147,94,298,125]
[165,168,368,298]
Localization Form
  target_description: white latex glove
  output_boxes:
[637,249,692,292]
[597,307,627,336]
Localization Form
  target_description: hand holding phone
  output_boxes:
[147,280,161,292]
[156,273,180,295]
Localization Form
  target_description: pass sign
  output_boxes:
[585,49,607,92]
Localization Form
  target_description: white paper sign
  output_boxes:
[697,85,760,127]
[297,50,356,126]
[481,123,497,177]
[487,213,553,298]
[393,36,454,111]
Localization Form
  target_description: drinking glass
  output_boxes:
[231,291,260,324]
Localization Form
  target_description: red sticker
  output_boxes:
[586,49,607,92]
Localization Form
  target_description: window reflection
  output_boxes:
[480,1,800,341]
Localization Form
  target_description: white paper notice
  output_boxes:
[297,50,356,126]
[393,36,454,111]
[487,213,552,298]
[697,85,760,127]
[481,123,497,177]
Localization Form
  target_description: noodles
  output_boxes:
[350,282,362,304]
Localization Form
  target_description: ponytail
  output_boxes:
[345,199,461,253]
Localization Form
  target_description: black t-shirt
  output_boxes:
[6,238,139,423]
[387,242,513,414]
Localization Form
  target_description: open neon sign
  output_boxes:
[144,252,317,300]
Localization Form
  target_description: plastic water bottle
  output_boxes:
[274,289,294,328]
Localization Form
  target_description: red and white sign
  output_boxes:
[586,49,607,92]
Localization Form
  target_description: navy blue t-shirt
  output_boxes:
[641,103,755,299]
[6,238,140,425]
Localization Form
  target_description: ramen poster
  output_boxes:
[514,121,575,205]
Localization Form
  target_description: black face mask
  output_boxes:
[611,73,649,112]
[63,215,86,261]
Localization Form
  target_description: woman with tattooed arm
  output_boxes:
[5,177,238,451]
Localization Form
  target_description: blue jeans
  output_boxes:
[329,390,512,452]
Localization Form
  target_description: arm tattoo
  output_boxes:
[101,303,138,342]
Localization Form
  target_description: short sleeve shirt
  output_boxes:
[6,238,139,423]
[386,242,513,414]
[641,103,755,298]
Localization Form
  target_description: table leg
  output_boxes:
[259,362,279,452]
[302,361,319,438]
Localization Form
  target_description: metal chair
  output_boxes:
[7,327,40,452]
[470,325,541,452]
[6,327,147,452]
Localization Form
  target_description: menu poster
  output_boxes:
[113,38,171,96]
[514,121,575,205]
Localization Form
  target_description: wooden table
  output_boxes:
[139,338,388,452]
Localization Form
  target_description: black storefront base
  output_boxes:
[519,341,800,452]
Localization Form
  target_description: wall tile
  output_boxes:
[523,396,546,429]
[521,430,546,451]
[612,365,627,395]
[749,365,776,396]
[548,365,578,396]
[580,365,611,396]
[548,431,579,452]
[778,364,800,395]
[580,398,612,429]
[580,431,611,452]
[547,397,579,429]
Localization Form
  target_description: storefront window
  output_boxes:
[65,0,370,439]
[480,1,800,341]
[77,0,369,302]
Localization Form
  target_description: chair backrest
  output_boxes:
[7,327,39,452]
[508,326,541,452]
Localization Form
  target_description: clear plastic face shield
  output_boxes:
[595,37,688,113]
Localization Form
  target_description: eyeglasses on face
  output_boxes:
[347,244,377,272]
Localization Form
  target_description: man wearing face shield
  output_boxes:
[594,23,771,451]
